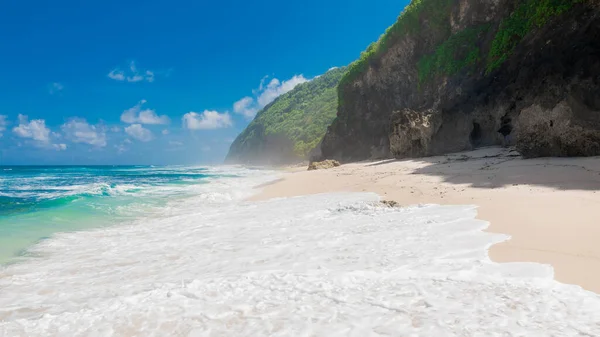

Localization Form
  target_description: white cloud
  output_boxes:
[125,124,153,142]
[233,96,258,119]
[108,61,155,83]
[162,129,169,135]
[121,100,170,125]
[12,115,65,150]
[61,118,107,147]
[13,114,51,142]
[115,144,128,154]
[232,74,309,120]
[255,75,269,93]
[113,137,133,154]
[182,111,233,130]
[110,126,121,133]
[53,143,67,151]
[108,70,125,81]
[49,82,64,95]
[138,109,169,124]
[0,115,7,137]
[144,70,155,83]
[257,75,308,107]
[169,140,183,146]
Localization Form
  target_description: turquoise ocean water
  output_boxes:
[0,165,219,264]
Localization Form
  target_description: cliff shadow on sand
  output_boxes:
[404,147,600,191]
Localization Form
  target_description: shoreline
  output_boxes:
[250,147,600,293]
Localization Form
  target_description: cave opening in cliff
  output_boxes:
[470,122,482,148]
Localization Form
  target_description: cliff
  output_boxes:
[320,0,600,162]
[226,67,346,165]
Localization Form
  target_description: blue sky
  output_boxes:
[0,0,408,165]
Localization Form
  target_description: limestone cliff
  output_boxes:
[319,0,600,162]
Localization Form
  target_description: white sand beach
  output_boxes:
[251,147,600,293]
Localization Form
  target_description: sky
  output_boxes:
[0,0,409,165]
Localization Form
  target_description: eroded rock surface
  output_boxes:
[320,0,600,161]
[307,160,341,171]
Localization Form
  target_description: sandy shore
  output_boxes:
[251,147,600,293]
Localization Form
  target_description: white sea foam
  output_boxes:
[1,170,600,336]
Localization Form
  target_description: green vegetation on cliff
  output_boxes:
[226,67,347,163]
[417,24,490,85]
[323,0,598,161]
[487,0,581,73]
[341,0,583,90]
[339,0,453,91]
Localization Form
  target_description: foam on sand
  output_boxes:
[1,181,600,335]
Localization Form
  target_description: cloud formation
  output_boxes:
[12,115,66,150]
[232,74,309,120]
[61,118,107,147]
[49,82,64,95]
[233,97,257,119]
[125,124,153,142]
[53,144,67,151]
[108,61,155,83]
[182,111,233,130]
[114,143,128,154]
[258,76,308,107]
[0,115,7,137]
[13,115,51,142]
[121,100,170,125]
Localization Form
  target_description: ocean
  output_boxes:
[1,166,600,336]
[0,166,262,265]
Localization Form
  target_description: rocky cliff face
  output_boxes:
[320,0,600,162]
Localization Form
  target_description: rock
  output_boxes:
[319,0,600,161]
[381,200,400,208]
[389,108,442,158]
[307,160,341,171]
[308,139,323,163]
